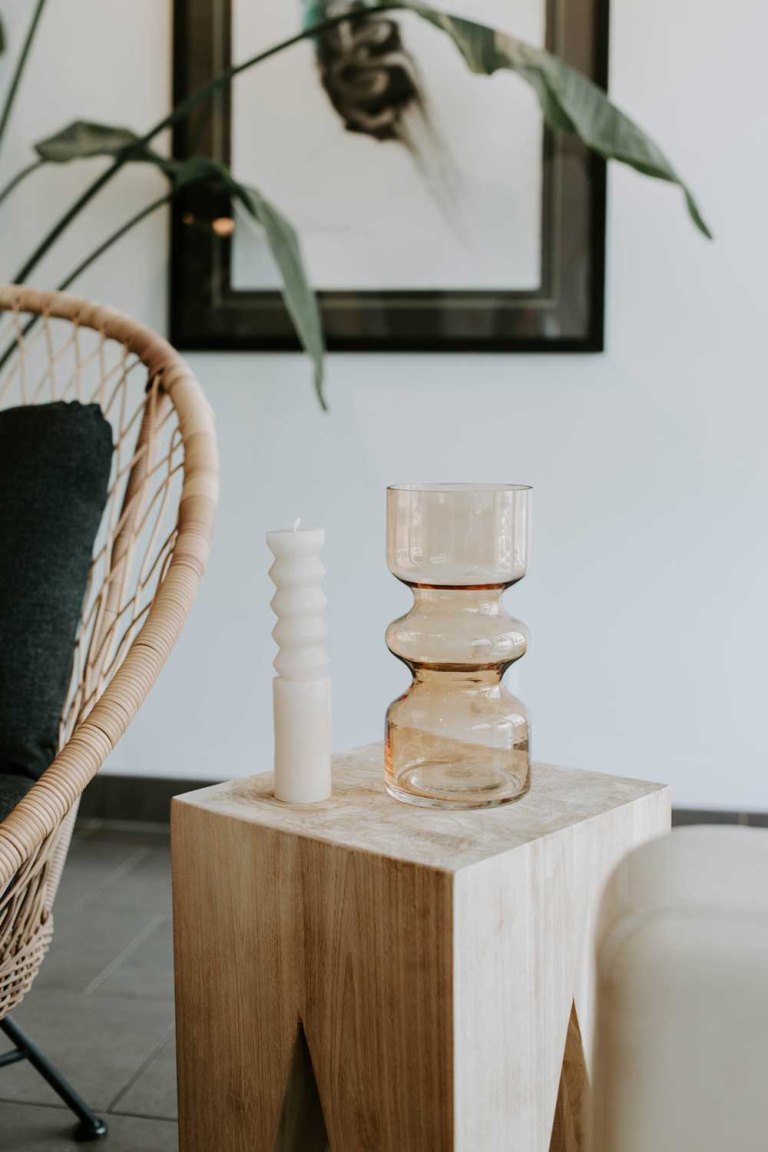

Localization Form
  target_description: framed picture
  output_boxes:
[171,0,609,353]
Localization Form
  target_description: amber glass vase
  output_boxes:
[385,483,531,809]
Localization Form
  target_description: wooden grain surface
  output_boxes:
[453,787,670,1151]
[173,803,453,1151]
[172,744,670,1151]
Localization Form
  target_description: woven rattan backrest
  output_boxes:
[0,286,218,1017]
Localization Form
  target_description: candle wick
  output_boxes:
[292,517,302,532]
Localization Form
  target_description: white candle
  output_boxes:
[266,522,331,803]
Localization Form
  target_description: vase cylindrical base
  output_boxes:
[384,772,530,810]
[384,695,530,810]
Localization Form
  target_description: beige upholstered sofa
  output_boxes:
[591,825,768,1151]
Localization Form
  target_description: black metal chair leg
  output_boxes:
[0,1016,108,1141]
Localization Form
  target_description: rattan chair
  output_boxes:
[0,285,218,1139]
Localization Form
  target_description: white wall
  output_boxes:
[2,0,767,809]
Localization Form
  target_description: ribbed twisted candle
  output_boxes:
[266,525,331,803]
[268,527,328,681]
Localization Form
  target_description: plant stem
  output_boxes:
[10,4,405,285]
[57,193,171,291]
[0,0,48,155]
[0,156,46,208]
[12,155,124,284]
[0,192,172,376]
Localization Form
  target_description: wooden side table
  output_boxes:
[172,745,669,1152]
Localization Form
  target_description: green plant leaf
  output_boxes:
[168,155,230,191]
[354,3,711,238]
[239,185,327,410]
[34,120,170,167]
[0,16,5,53]
[172,157,327,409]
[31,129,328,404]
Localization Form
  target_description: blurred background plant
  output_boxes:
[0,0,710,408]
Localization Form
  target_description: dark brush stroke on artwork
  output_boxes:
[300,0,463,217]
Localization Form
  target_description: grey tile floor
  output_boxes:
[0,822,178,1151]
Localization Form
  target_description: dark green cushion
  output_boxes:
[0,772,33,822]
[0,402,113,789]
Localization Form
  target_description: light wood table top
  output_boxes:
[176,741,666,872]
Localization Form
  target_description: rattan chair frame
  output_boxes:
[0,285,219,1022]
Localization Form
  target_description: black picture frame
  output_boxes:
[171,0,609,354]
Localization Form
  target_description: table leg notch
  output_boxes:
[272,1018,330,1152]
[549,1000,589,1152]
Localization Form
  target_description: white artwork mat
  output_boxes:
[230,0,546,292]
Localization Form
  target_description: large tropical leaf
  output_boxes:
[239,186,326,409]
[34,120,171,170]
[172,157,327,409]
[26,133,327,405]
[350,2,711,238]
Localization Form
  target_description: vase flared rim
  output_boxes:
[387,483,532,493]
